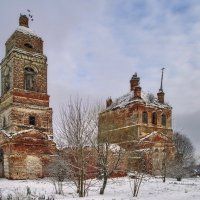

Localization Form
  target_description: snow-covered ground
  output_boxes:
[0,176,199,200]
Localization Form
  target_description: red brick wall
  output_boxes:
[6,31,43,54]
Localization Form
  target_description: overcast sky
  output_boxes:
[0,0,200,152]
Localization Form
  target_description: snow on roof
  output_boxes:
[99,143,125,153]
[135,148,151,152]
[106,91,138,110]
[13,128,35,136]
[106,91,171,111]
[16,26,40,38]
[139,131,158,142]
[139,131,170,143]
[2,130,32,139]
[109,144,122,152]
[0,129,12,138]
[9,47,45,58]
[142,91,171,109]
[0,128,36,139]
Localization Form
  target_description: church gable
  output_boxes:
[9,129,55,155]
[139,131,172,144]
[11,129,48,142]
[0,129,56,179]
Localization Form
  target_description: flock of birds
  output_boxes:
[27,9,34,21]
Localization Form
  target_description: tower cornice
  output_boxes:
[1,47,47,67]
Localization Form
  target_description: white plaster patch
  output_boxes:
[26,155,42,179]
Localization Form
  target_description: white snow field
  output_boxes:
[0,176,199,199]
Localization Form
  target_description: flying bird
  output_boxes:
[27,10,34,21]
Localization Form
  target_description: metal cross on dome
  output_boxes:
[160,67,165,92]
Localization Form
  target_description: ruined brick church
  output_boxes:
[0,14,175,179]
[99,73,175,174]
[0,15,56,179]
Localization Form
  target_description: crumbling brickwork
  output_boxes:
[0,15,52,136]
[5,28,43,54]
[0,14,56,179]
[99,73,174,174]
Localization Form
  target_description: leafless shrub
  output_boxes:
[47,153,69,195]
[128,172,144,197]
[127,152,147,197]
[167,132,195,181]
[55,97,101,197]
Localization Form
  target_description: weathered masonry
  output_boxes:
[99,72,175,175]
[0,15,56,179]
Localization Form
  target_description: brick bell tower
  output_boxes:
[0,14,53,137]
[0,15,56,180]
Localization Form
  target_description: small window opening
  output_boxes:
[142,111,148,124]
[29,116,36,126]
[25,67,36,91]
[3,67,10,94]
[24,43,33,49]
[155,148,159,153]
[161,114,167,126]
[2,117,6,128]
[0,149,3,163]
[152,112,157,125]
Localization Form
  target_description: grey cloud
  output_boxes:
[174,111,200,152]
[0,0,200,152]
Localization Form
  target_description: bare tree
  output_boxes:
[159,142,174,183]
[47,153,69,195]
[173,131,194,165]
[129,173,144,197]
[167,131,195,181]
[97,111,127,195]
[161,149,167,183]
[55,97,99,197]
[126,147,152,197]
[129,171,144,197]
[98,142,124,195]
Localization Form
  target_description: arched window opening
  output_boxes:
[0,149,4,178]
[155,148,159,153]
[3,67,10,94]
[142,111,148,124]
[25,67,36,91]
[29,116,36,126]
[161,114,166,126]
[2,117,6,128]
[0,149,3,161]
[152,112,157,125]
[24,43,33,49]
